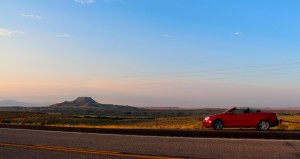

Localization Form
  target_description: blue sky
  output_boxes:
[1,0,300,107]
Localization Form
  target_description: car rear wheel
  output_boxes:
[257,120,270,131]
[212,120,223,130]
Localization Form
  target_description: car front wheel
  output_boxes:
[212,120,223,130]
[257,120,270,131]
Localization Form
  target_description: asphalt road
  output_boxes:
[0,128,299,159]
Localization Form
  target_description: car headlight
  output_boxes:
[204,117,210,120]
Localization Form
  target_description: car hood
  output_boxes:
[205,113,224,119]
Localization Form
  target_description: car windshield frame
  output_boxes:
[225,107,261,114]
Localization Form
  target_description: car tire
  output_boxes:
[257,120,270,131]
[212,120,223,130]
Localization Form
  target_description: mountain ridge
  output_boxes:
[49,97,138,109]
[0,100,50,107]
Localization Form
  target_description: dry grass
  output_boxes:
[1,112,299,130]
[48,116,300,130]
[53,116,300,130]
[45,117,203,129]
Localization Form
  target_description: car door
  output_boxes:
[246,109,262,126]
[244,112,258,127]
[238,108,255,126]
[222,108,245,127]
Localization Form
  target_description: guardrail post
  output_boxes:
[279,119,282,124]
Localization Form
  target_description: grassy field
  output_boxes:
[0,111,299,130]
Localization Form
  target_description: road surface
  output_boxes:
[0,128,299,159]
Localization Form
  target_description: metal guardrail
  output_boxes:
[279,119,300,124]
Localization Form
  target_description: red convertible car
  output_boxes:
[202,107,279,130]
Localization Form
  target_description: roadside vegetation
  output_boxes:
[0,111,299,130]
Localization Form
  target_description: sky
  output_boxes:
[1,0,300,108]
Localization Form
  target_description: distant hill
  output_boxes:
[49,97,138,109]
[0,100,49,107]
[0,97,139,115]
[0,100,30,107]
